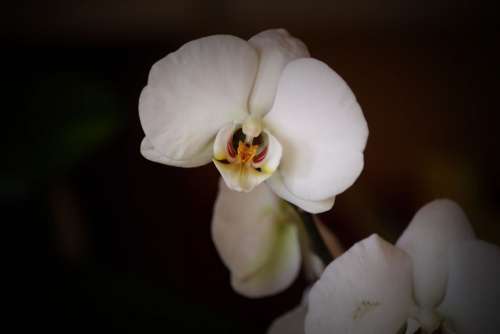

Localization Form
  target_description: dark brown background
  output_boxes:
[3,1,499,333]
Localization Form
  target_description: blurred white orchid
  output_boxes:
[305,199,500,334]
[212,179,324,298]
[139,29,368,213]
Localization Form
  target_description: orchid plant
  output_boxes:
[138,28,499,333]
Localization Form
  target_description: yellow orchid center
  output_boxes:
[237,142,259,164]
[211,120,281,193]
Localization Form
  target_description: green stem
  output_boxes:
[295,207,333,265]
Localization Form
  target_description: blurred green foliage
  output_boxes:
[1,73,125,197]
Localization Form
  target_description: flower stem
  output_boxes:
[296,208,333,265]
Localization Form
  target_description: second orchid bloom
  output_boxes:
[270,200,500,334]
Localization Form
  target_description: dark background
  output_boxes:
[3,1,499,332]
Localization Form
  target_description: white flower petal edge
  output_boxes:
[211,179,301,298]
[396,199,476,309]
[248,29,310,117]
[267,173,335,214]
[265,58,368,202]
[139,35,257,166]
[305,235,415,334]
[140,137,210,168]
[438,240,500,334]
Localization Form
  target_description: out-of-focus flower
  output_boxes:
[212,179,324,298]
[305,199,500,333]
[139,29,368,213]
[269,199,497,334]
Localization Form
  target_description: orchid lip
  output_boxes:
[227,138,237,158]
[253,146,268,163]
[224,127,268,167]
[212,123,282,193]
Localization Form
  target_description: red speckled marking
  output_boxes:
[253,146,268,163]
[227,138,236,158]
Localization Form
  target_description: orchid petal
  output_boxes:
[266,172,335,214]
[139,35,257,167]
[405,318,422,334]
[264,58,368,201]
[268,303,307,334]
[212,179,301,297]
[396,199,476,309]
[140,137,209,167]
[306,235,415,334]
[248,29,309,117]
[438,240,500,334]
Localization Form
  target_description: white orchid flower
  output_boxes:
[139,29,368,213]
[212,179,324,298]
[305,199,500,334]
